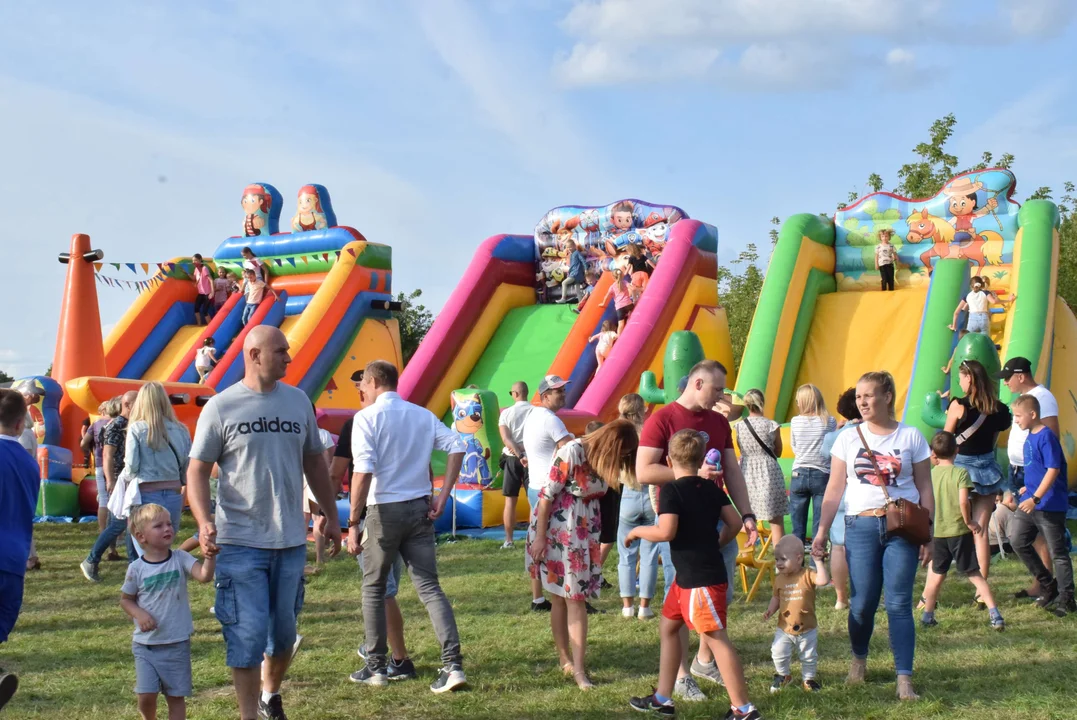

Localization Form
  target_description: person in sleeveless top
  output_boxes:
[732,389,787,542]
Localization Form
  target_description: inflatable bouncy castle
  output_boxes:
[48,184,402,517]
[404,199,733,530]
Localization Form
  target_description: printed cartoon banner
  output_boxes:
[833,169,1018,292]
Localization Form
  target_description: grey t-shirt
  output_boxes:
[189,382,323,549]
[121,550,197,645]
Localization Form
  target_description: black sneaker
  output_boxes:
[769,674,792,694]
[531,598,553,612]
[356,644,369,660]
[1014,589,1039,601]
[257,694,287,720]
[0,671,18,712]
[628,693,675,715]
[349,665,388,686]
[803,679,822,692]
[1035,587,1060,610]
[387,657,418,681]
[723,708,763,720]
[430,663,467,693]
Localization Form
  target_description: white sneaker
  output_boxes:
[673,675,706,702]
[638,606,655,620]
[501,541,514,549]
[621,606,635,618]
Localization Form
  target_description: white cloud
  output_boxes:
[1005,0,1076,37]
[553,0,1068,89]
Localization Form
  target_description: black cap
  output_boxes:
[996,357,1033,380]
[350,369,365,383]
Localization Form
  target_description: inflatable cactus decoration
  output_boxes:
[639,330,705,405]
[921,330,1001,429]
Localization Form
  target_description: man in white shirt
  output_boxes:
[498,381,532,550]
[346,361,468,694]
[997,356,1061,600]
[521,375,573,612]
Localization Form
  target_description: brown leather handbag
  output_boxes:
[856,425,933,546]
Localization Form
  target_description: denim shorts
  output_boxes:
[214,544,306,668]
[829,510,846,546]
[956,452,1006,496]
[96,473,109,506]
[133,640,192,696]
[967,311,990,334]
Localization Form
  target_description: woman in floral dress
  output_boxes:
[527,419,638,689]
[733,388,788,542]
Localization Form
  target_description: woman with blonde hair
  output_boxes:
[124,382,192,537]
[732,389,787,542]
[615,394,659,619]
[813,371,933,701]
[790,384,837,543]
[528,419,638,689]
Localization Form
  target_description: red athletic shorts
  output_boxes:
[662,581,728,633]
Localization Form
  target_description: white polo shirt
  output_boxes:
[1007,384,1059,467]
[498,401,533,457]
[351,392,465,505]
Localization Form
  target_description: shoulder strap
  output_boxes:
[855,424,891,502]
[741,418,777,460]
[955,408,988,446]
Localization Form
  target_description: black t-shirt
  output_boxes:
[627,255,652,275]
[951,397,1011,456]
[658,475,731,588]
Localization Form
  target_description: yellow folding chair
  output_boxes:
[735,526,776,603]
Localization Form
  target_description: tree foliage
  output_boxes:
[720,114,1077,374]
[394,289,435,367]
[0,370,12,384]
[717,244,765,368]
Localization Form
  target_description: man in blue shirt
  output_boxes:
[0,389,43,710]
[1010,394,1074,617]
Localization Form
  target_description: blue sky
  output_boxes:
[3,0,1076,378]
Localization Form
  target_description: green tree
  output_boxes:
[0,370,12,384]
[394,289,434,366]
[717,244,765,368]
[1023,182,1077,309]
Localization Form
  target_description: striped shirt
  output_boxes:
[790,415,837,471]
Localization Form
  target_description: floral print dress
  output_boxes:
[526,440,608,600]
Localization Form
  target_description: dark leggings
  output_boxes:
[880,263,895,291]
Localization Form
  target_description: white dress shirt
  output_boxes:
[351,391,465,505]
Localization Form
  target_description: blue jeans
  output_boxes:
[617,487,659,600]
[844,515,919,675]
[967,311,990,334]
[88,488,183,564]
[790,467,828,542]
[241,302,258,325]
[214,544,306,668]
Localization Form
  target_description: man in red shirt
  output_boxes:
[637,359,757,701]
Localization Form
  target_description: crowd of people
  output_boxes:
[1,324,1073,719]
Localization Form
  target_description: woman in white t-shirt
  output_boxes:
[949,276,1006,335]
[812,371,933,702]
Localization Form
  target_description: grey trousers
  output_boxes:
[1011,509,1075,604]
[362,497,463,669]
[772,627,818,679]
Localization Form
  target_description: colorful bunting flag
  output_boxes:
[141,263,149,274]
[111,263,121,270]
[346,248,356,258]
[94,262,103,272]
[125,263,136,273]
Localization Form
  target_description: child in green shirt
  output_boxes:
[920,431,1004,630]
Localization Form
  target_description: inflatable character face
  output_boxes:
[453,394,484,435]
[241,184,272,237]
[579,208,600,233]
[291,185,328,233]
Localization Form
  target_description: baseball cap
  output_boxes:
[995,357,1033,380]
[538,374,569,394]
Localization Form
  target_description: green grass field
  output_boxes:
[5,522,1076,719]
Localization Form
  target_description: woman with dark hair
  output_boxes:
[814,371,933,701]
[528,419,638,689]
[944,359,1011,587]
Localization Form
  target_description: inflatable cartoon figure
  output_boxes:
[539,246,566,299]
[242,184,273,237]
[291,185,329,233]
[453,393,492,487]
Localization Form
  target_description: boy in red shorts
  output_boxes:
[626,429,762,719]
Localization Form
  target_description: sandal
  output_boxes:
[573,670,594,690]
[561,662,574,677]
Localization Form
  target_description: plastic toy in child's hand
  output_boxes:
[704,448,722,467]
